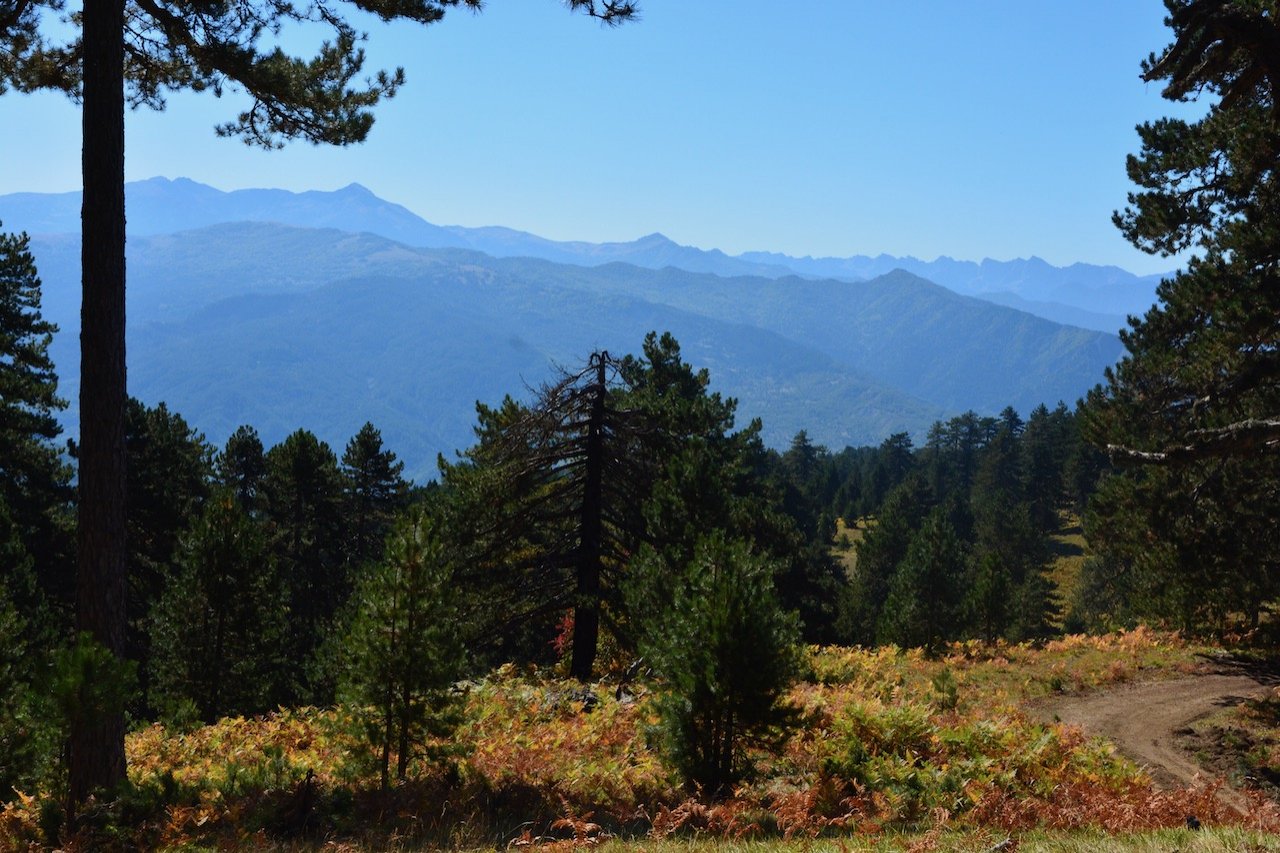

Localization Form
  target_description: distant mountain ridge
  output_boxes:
[24,222,1122,479]
[0,177,1168,332]
[739,251,1163,326]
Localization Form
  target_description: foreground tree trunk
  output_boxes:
[72,0,129,802]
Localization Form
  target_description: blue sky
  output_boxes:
[0,1,1196,274]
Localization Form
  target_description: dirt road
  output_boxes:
[1039,665,1273,811]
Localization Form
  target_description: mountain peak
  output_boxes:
[635,232,674,246]
[334,182,375,197]
[136,175,205,188]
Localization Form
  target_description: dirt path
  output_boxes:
[1038,666,1272,812]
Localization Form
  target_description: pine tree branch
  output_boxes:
[0,0,32,34]
[1108,417,1280,463]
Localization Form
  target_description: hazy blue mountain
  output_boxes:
[27,223,1121,478]
[974,291,1129,334]
[1,178,1169,325]
[1,177,794,279]
[2,177,464,248]
[442,228,797,278]
[738,250,1167,318]
[478,259,1124,415]
[124,277,945,482]
[29,226,945,478]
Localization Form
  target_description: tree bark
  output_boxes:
[569,354,607,682]
[72,0,129,803]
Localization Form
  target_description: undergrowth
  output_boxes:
[1,628,1273,851]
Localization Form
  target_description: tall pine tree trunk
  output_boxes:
[569,354,607,682]
[72,0,128,802]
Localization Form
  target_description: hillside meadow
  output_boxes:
[4,628,1277,851]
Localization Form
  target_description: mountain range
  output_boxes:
[3,177,1168,331]
[2,179,1134,480]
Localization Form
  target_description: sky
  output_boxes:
[0,1,1199,275]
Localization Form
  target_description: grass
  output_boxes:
[1044,512,1087,629]
[832,517,872,577]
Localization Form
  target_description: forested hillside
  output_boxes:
[22,224,1121,477]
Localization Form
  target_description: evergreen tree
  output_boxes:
[837,475,932,645]
[922,412,995,498]
[780,430,826,529]
[629,531,800,795]
[442,350,644,680]
[967,553,1012,644]
[341,507,465,788]
[216,425,268,515]
[1022,404,1070,532]
[854,432,914,518]
[968,491,1054,641]
[149,490,288,722]
[1082,0,1280,632]
[0,225,73,625]
[878,505,967,653]
[120,398,214,706]
[0,233,68,799]
[263,429,347,702]
[633,430,837,643]
[0,504,58,799]
[340,422,409,571]
[1087,0,1280,457]
[1082,458,1280,635]
[125,401,214,602]
[975,408,1025,501]
[444,333,824,675]
[969,424,1057,641]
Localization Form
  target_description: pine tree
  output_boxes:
[1082,0,1280,632]
[0,225,73,625]
[0,501,58,799]
[878,506,967,654]
[263,429,347,703]
[968,491,1054,641]
[124,399,215,684]
[0,235,65,795]
[217,425,268,515]
[837,474,932,645]
[441,351,642,680]
[341,422,409,572]
[341,507,465,788]
[629,531,800,795]
[1088,2,1280,460]
[443,333,820,676]
[149,490,288,721]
